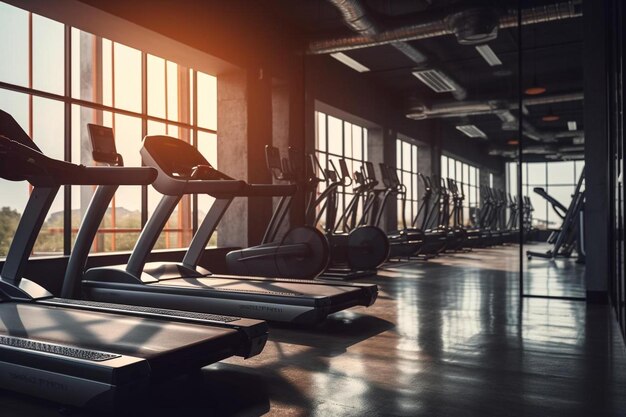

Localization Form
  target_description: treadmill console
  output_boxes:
[190,164,230,180]
[87,124,120,165]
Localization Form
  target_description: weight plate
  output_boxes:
[276,226,329,279]
[347,226,390,269]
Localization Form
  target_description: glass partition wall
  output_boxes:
[519,3,586,300]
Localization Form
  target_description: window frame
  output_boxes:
[0,6,218,257]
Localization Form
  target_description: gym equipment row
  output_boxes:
[0,110,379,410]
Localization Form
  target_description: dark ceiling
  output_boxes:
[264,0,585,161]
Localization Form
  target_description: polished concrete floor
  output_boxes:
[2,245,625,416]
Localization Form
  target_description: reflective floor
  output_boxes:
[2,245,625,416]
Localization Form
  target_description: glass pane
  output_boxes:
[0,89,29,131]
[166,61,179,122]
[0,3,28,87]
[396,140,401,169]
[198,131,217,167]
[529,192,548,229]
[33,14,65,95]
[30,97,65,255]
[412,144,418,173]
[343,122,351,157]
[71,29,99,103]
[362,128,368,160]
[102,39,113,107]
[147,120,167,135]
[403,141,411,172]
[147,54,166,118]
[547,161,575,185]
[348,124,358,158]
[463,164,469,186]
[33,97,64,160]
[527,162,546,185]
[316,112,326,152]
[353,128,362,160]
[197,71,217,130]
[113,42,141,112]
[327,116,342,155]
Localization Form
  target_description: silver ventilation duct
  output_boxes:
[326,0,466,100]
[406,92,583,120]
[406,92,583,142]
[309,1,581,55]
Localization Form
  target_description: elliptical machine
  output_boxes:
[307,154,389,279]
[225,146,329,279]
[371,163,425,258]
[526,167,585,262]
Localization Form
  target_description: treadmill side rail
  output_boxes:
[0,338,150,410]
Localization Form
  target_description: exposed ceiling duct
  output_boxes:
[326,0,466,100]
[309,1,582,55]
[406,92,583,143]
[406,92,583,120]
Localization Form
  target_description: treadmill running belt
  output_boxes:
[0,303,240,359]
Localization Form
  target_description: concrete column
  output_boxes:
[79,33,103,250]
[367,127,394,231]
[271,81,291,236]
[582,0,610,299]
[246,69,273,246]
[417,144,432,203]
[217,70,249,248]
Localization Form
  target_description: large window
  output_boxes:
[507,161,584,229]
[315,111,368,228]
[396,138,419,229]
[0,3,218,258]
[441,155,480,225]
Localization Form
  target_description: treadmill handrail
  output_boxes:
[0,136,157,186]
[0,136,155,290]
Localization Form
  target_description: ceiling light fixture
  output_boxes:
[542,107,560,122]
[456,124,487,138]
[330,52,370,73]
[412,69,458,93]
[475,44,502,66]
[567,121,577,131]
[525,84,546,95]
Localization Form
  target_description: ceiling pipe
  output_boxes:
[327,0,466,100]
[406,91,583,120]
[309,1,581,55]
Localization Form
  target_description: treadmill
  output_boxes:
[73,132,378,325]
[0,112,267,410]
